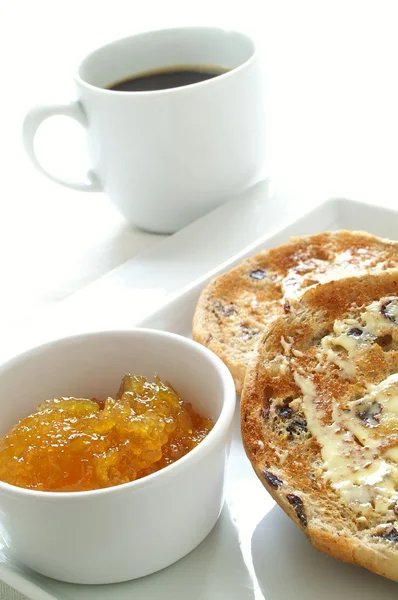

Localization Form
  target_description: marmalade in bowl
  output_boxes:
[0,375,213,492]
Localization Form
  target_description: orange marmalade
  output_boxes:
[0,375,213,492]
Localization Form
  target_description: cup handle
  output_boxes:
[22,101,102,192]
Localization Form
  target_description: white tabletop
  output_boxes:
[1,1,398,598]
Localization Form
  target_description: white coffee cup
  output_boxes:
[23,27,266,233]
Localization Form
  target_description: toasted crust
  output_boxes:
[193,231,398,393]
[241,271,398,581]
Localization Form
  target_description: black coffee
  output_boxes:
[107,65,228,92]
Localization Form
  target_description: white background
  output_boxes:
[1,2,398,598]
[1,0,398,339]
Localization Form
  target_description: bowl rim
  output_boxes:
[0,328,236,500]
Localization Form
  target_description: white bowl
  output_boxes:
[0,329,236,584]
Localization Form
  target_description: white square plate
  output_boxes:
[1,198,398,600]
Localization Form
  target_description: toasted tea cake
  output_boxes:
[241,271,398,581]
[193,231,398,393]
